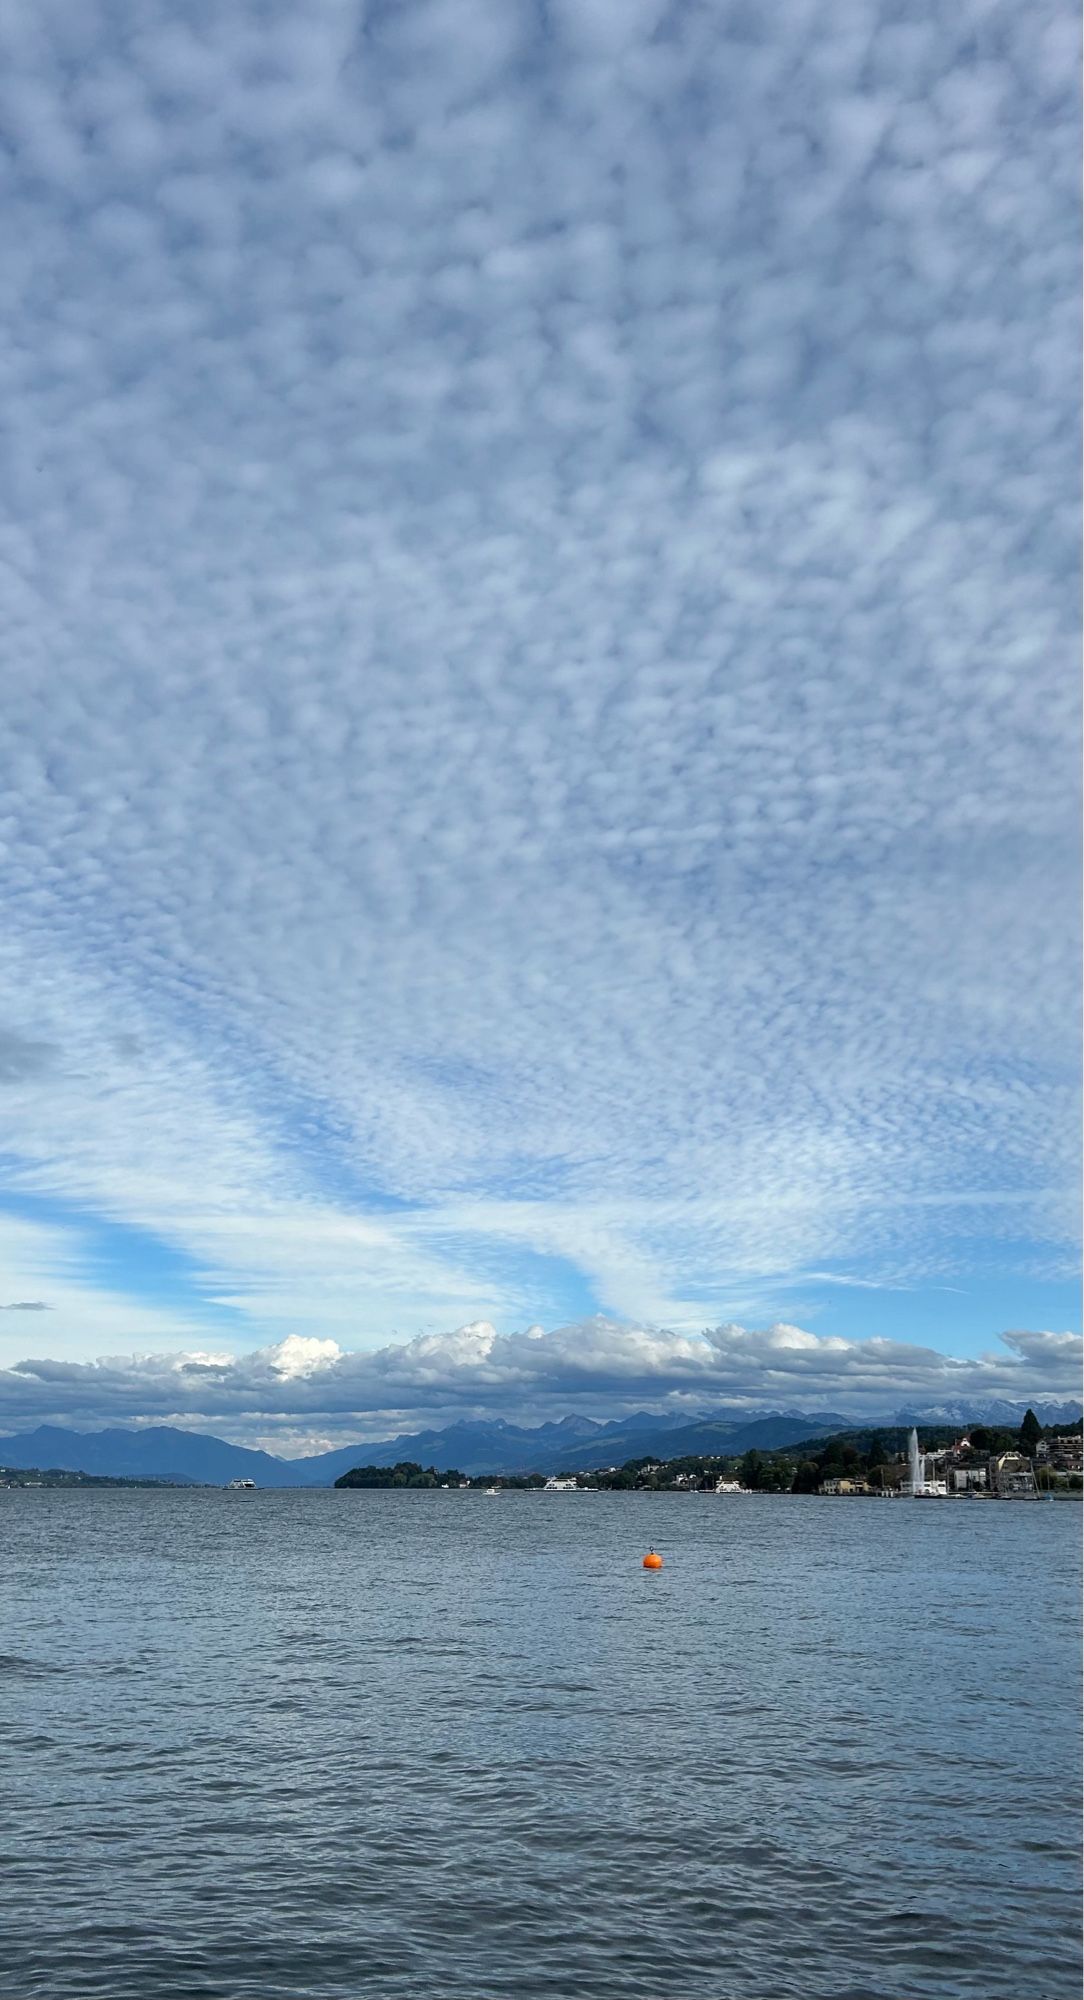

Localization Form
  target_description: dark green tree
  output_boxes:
[740,1449,764,1490]
[762,1457,795,1492]
[864,1432,888,1473]
[1019,1408,1042,1454]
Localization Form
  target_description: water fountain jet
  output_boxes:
[902,1426,947,1497]
[908,1427,925,1497]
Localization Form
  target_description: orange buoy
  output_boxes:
[642,1549,663,1568]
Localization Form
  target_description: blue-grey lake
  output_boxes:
[1,1489,1080,1999]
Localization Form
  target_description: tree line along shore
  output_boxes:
[0,1467,187,1489]
[335,1412,1083,1495]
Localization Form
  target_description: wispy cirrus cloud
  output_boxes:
[0,0,1077,1363]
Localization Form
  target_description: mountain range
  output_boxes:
[0,1397,1078,1486]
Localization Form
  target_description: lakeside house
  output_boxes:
[1037,1434,1083,1473]
[988,1452,1037,1497]
[949,1467,988,1491]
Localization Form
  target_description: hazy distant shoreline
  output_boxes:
[6,1471,1078,1500]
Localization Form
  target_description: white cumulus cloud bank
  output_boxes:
[1,1319,1080,1444]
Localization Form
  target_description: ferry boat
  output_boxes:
[226,1477,256,1490]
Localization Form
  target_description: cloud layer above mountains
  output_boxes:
[0,0,1079,1358]
[3,1319,1080,1447]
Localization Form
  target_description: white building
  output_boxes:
[949,1467,987,1492]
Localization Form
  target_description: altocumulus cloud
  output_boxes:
[2,1321,1081,1442]
[0,0,1078,1358]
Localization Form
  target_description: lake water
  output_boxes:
[1,1489,1080,1999]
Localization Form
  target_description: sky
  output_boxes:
[0,0,1080,1448]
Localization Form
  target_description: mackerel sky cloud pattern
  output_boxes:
[0,0,1079,1435]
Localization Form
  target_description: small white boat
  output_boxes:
[226,1477,256,1490]
[484,1485,501,1495]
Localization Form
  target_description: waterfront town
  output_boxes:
[333,1414,1083,1498]
[565,1423,1084,1498]
[816,1427,1083,1498]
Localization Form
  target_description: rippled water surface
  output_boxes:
[2,1490,1080,1999]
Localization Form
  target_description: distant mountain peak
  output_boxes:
[2,1391,1077,1487]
